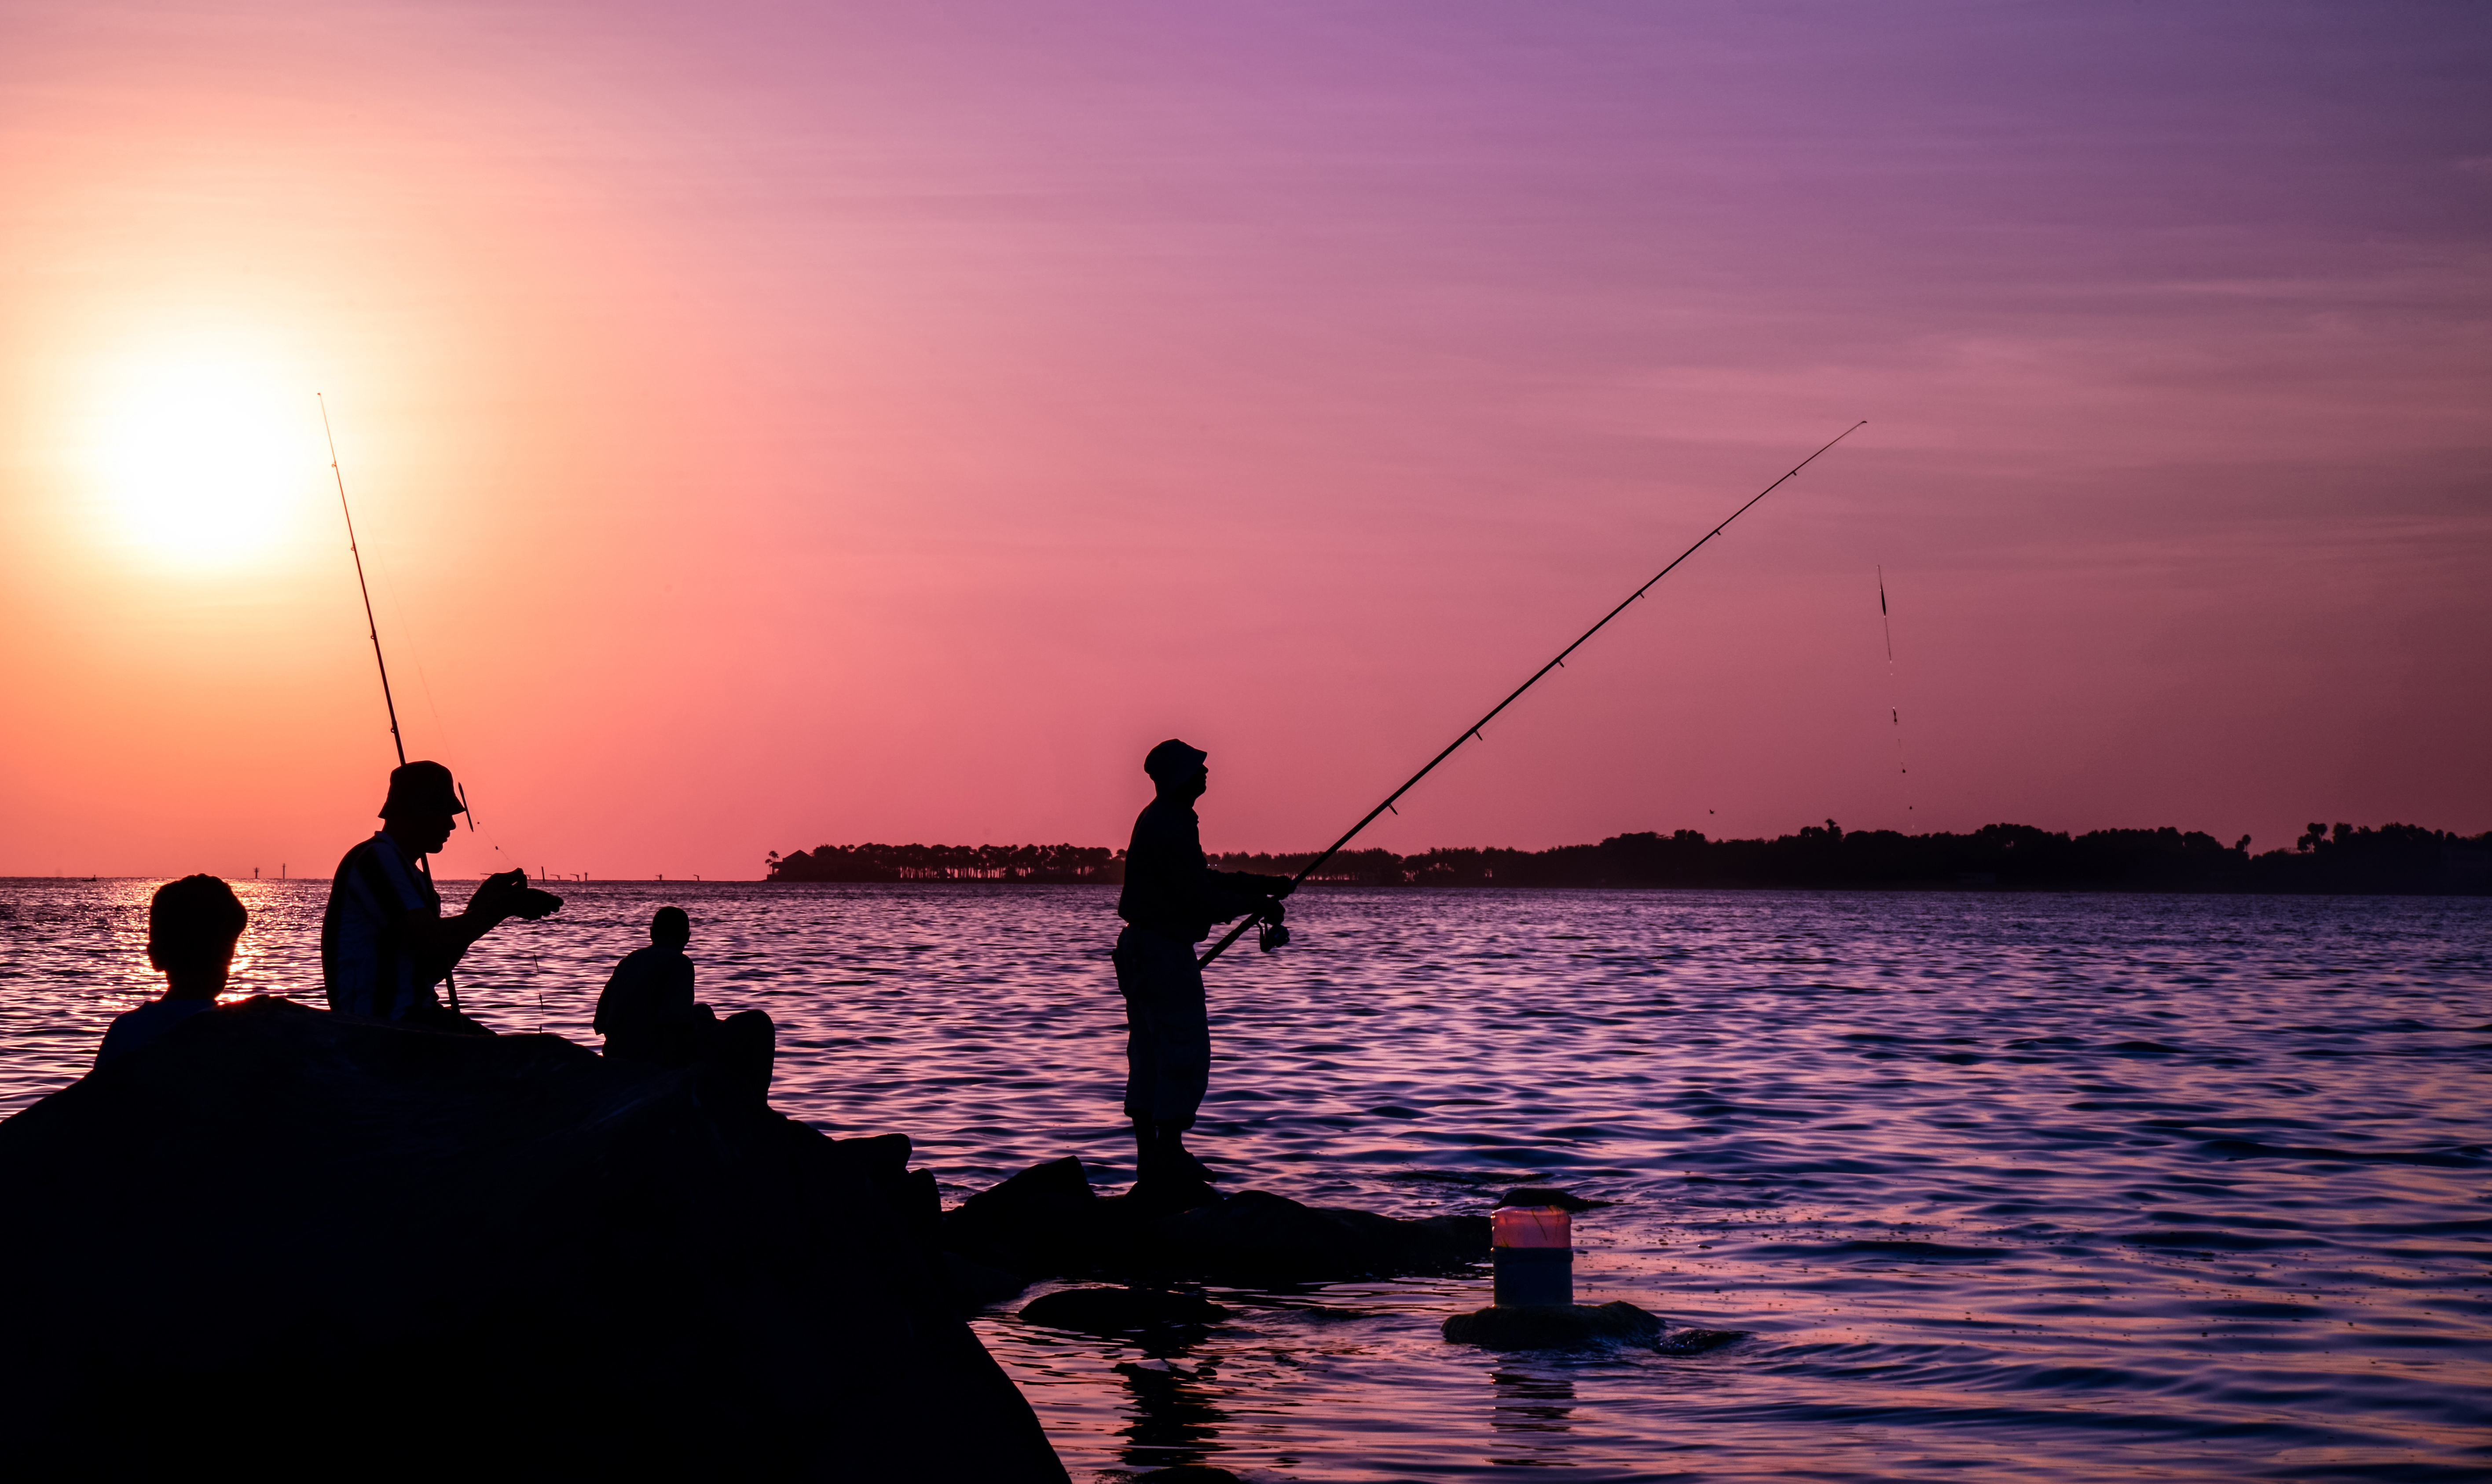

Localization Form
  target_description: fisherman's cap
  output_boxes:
[1144,738,1209,781]
[380,760,466,818]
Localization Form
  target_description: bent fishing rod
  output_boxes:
[320,393,469,1014]
[1200,420,1868,969]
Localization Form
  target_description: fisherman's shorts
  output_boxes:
[1113,925,1209,1128]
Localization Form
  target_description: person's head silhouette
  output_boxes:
[1144,738,1209,805]
[651,906,690,948]
[379,759,467,857]
[148,874,246,999]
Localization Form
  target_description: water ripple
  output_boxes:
[3,881,2487,1480]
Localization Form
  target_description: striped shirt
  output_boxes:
[321,831,441,1019]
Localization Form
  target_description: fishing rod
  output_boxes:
[321,394,405,771]
[1200,420,1868,969]
[319,393,465,1015]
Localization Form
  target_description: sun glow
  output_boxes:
[88,356,319,566]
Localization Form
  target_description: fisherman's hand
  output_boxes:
[469,869,561,923]
[466,872,529,922]
[1259,874,1294,900]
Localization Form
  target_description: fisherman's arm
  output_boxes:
[1202,867,1293,922]
[401,877,531,980]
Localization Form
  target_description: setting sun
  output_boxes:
[87,356,316,566]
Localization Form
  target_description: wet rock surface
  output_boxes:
[1495,1185,1612,1212]
[944,1156,1490,1285]
[1652,1326,1751,1356]
[0,996,1064,1480]
[1020,1286,1232,1335]
[1441,1299,1748,1353]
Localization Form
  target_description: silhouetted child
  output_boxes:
[94,874,244,1070]
[594,907,775,1105]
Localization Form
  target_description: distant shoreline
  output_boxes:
[763,822,2492,897]
[13,819,2483,894]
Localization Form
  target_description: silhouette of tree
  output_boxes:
[762,822,2489,895]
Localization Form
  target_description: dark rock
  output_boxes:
[0,996,1066,1480]
[945,1251,1035,1311]
[836,1129,915,1176]
[835,1132,942,1239]
[945,1155,1120,1276]
[1152,1189,1488,1283]
[941,1162,1490,1285]
[1655,1327,1749,1355]
[1020,1285,1231,1334]
[1442,1300,1668,1349]
[1118,1173,1223,1214]
[1495,1185,1611,1211]
[959,1153,1099,1218]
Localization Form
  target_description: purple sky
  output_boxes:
[2,2,2486,877]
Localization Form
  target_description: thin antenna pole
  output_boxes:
[320,393,406,769]
[1201,420,1868,968]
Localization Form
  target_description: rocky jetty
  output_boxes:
[0,997,1063,1480]
[941,1155,1490,1286]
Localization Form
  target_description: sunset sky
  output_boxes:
[3,2,2486,880]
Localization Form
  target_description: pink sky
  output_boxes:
[3,2,2486,880]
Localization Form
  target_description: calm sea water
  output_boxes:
[4,880,2487,1482]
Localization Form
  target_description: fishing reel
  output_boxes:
[1257,901,1290,954]
[482,867,565,921]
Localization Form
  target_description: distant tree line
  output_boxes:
[764,843,1118,883]
[767,821,2491,895]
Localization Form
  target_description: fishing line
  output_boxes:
[1200,420,1868,969]
[356,499,527,875]
[1878,566,1912,813]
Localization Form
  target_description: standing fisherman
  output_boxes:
[1114,739,1291,1201]
[322,760,558,1034]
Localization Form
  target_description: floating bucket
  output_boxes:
[1491,1204,1572,1306]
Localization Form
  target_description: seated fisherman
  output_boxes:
[322,759,558,1035]
[594,906,775,1106]
[594,906,702,1063]
[94,874,245,1070]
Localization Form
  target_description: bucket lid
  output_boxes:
[1491,1206,1572,1249]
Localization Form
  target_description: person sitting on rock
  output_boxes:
[94,874,245,1070]
[321,760,558,1036]
[594,906,776,1106]
[1113,738,1291,1201]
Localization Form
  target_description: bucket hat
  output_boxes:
[380,760,466,819]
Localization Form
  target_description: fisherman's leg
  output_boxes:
[667,1003,722,1068]
[1114,929,1160,1128]
[1154,973,1210,1131]
[399,997,493,1037]
[1125,930,1208,1128]
[1154,1014,1216,1183]
[696,1009,775,1108]
[1140,940,1215,1184]
[1116,929,1212,1194]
